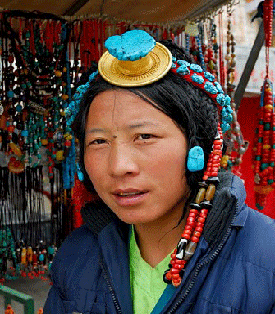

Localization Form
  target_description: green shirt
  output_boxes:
[129,226,172,314]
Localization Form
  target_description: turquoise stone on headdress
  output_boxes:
[104,29,156,61]
[65,70,98,127]
[172,59,233,133]
[187,146,205,172]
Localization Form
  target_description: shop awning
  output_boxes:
[0,0,228,24]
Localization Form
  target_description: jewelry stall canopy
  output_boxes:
[0,0,228,24]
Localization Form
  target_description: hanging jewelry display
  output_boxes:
[219,2,249,177]
[209,19,219,77]
[252,0,274,210]
[218,10,226,89]
[0,12,69,282]
[204,18,217,76]
[185,22,200,63]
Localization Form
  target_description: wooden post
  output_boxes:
[234,21,265,109]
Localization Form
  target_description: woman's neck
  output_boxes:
[134,210,188,268]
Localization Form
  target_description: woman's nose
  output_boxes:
[108,143,140,177]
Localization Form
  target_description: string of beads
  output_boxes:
[164,126,223,287]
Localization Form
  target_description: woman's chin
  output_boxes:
[115,210,161,226]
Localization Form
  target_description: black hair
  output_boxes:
[72,40,219,214]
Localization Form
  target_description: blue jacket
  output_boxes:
[44,173,275,313]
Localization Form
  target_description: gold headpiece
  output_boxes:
[98,30,172,87]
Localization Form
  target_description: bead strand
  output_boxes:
[164,125,223,287]
[263,0,273,48]
[253,79,275,210]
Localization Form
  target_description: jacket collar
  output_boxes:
[81,200,129,239]
[230,174,248,227]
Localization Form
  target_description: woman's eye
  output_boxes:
[137,134,154,140]
[88,139,107,145]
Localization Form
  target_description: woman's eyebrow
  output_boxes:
[87,122,160,134]
[86,128,107,134]
[128,121,160,129]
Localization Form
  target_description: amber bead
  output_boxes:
[184,242,198,260]
[205,184,216,201]
[55,70,62,77]
[62,94,69,101]
[195,188,206,204]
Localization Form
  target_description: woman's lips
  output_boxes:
[112,190,149,206]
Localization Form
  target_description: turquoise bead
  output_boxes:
[187,146,204,172]
[16,104,22,112]
[264,123,270,130]
[21,130,28,137]
[7,90,14,98]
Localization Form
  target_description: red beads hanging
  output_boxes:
[164,126,223,287]
[253,79,275,210]
[263,0,273,48]
[253,0,275,210]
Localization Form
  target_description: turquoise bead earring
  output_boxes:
[187,146,205,172]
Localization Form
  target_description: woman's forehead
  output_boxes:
[86,90,178,131]
[89,90,160,119]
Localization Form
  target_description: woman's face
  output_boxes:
[84,89,189,226]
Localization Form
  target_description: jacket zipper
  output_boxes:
[99,256,123,314]
[167,202,239,314]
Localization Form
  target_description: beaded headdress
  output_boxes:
[66,29,233,288]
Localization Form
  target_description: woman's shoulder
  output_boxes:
[233,204,275,272]
[54,224,97,260]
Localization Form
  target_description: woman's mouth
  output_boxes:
[112,189,149,206]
